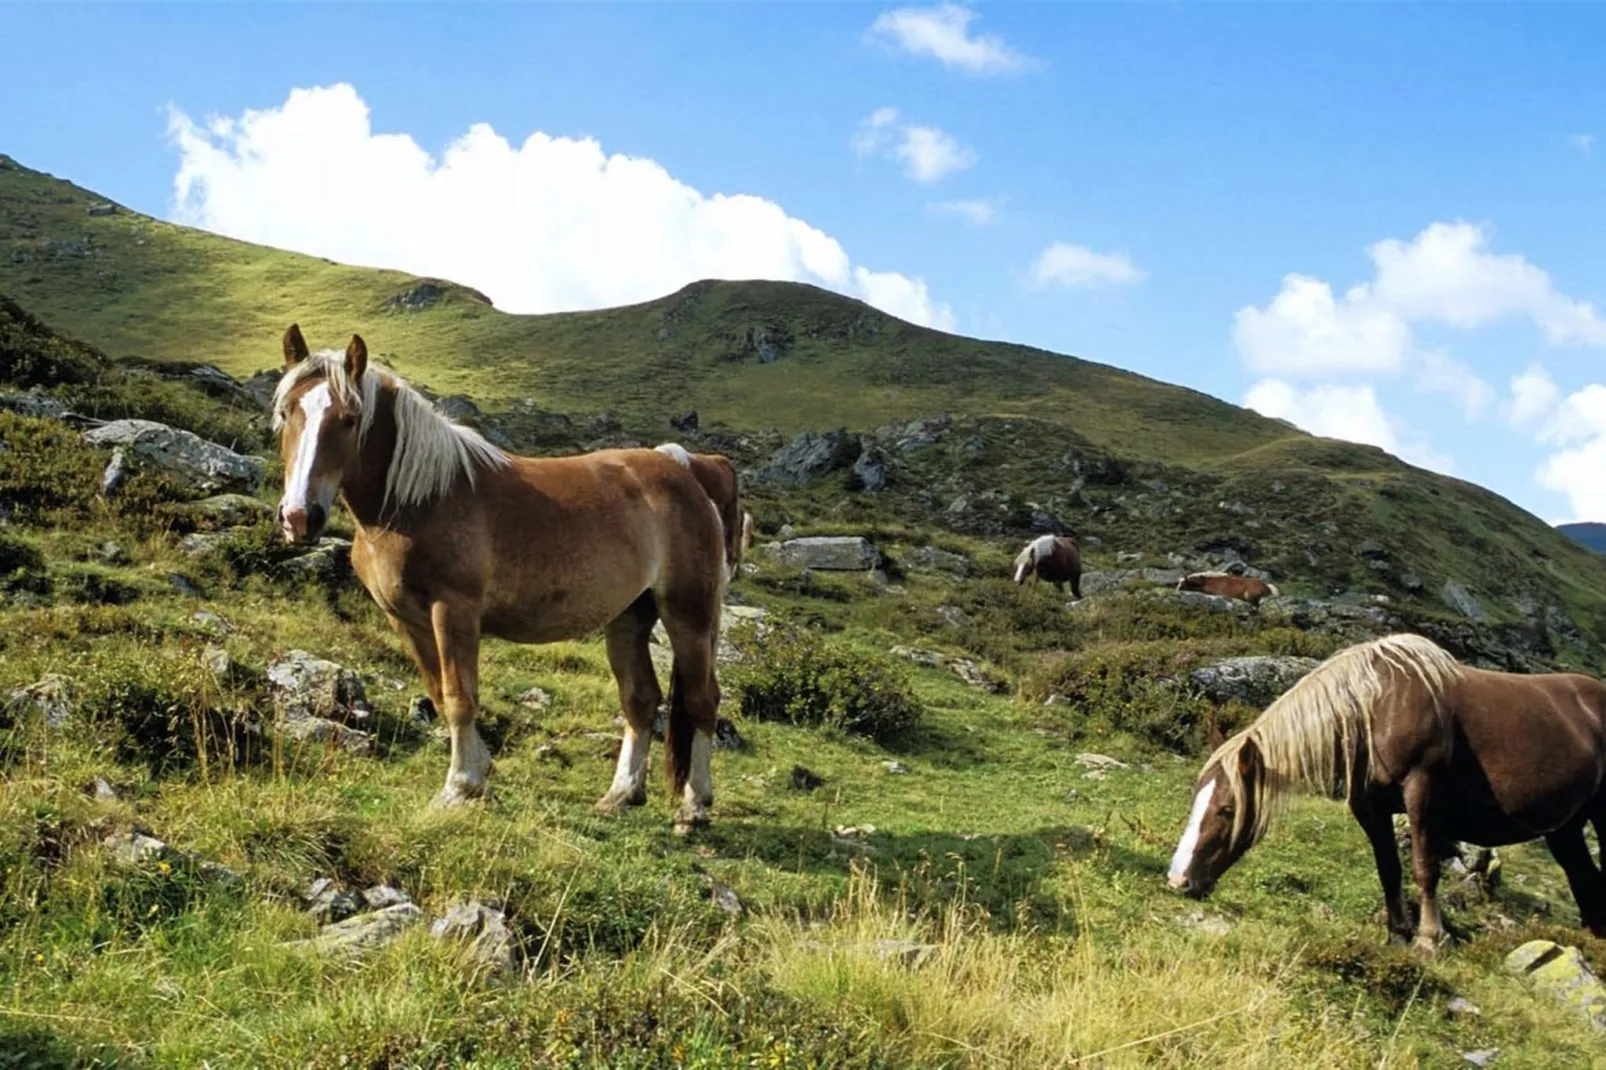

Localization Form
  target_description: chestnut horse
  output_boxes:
[654,443,749,581]
[273,327,733,832]
[1177,571,1280,606]
[1012,535,1082,598]
[1167,633,1606,950]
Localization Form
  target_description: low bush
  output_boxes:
[727,622,922,743]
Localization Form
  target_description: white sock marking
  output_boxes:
[608,726,651,796]
[685,730,713,805]
[283,383,332,514]
[1168,779,1217,884]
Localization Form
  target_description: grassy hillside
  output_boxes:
[7,299,1606,1067]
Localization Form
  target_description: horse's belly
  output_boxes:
[481,574,646,644]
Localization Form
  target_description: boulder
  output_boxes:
[290,903,423,957]
[267,650,373,754]
[0,390,71,419]
[277,538,352,582]
[431,900,518,977]
[303,879,364,924]
[1079,568,1185,595]
[1189,656,1320,707]
[905,546,970,578]
[1173,590,1250,614]
[872,414,950,453]
[83,420,265,498]
[767,536,880,571]
[174,494,273,529]
[1442,581,1487,622]
[1504,940,1606,1030]
[751,430,858,485]
[852,447,888,492]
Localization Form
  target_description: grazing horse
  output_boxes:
[273,326,731,832]
[654,443,748,581]
[1012,535,1082,598]
[1166,633,1606,951]
[1177,571,1280,606]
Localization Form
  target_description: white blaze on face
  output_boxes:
[283,383,332,516]
[1168,778,1217,886]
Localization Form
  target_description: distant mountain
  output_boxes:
[1560,523,1606,554]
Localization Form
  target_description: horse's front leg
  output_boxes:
[430,597,493,806]
[1403,771,1445,953]
[1351,798,1412,945]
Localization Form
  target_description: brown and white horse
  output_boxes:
[1012,535,1082,598]
[273,326,733,832]
[654,443,749,582]
[1176,571,1280,605]
[1167,633,1606,950]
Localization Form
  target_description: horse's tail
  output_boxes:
[665,662,694,797]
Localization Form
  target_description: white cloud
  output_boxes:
[1573,133,1595,157]
[1368,222,1606,345]
[168,84,955,330]
[1244,378,1454,474]
[930,197,998,226]
[1024,242,1145,289]
[1536,384,1606,521]
[1415,350,1494,420]
[852,107,975,184]
[1233,274,1411,376]
[1507,364,1561,430]
[867,3,1037,76]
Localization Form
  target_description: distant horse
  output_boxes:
[654,443,748,581]
[1177,571,1280,606]
[273,326,731,832]
[1012,535,1082,598]
[1166,633,1606,950]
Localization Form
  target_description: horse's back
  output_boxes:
[1444,668,1606,834]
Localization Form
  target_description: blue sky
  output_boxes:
[2,2,1603,523]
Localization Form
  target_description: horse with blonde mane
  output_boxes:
[1167,633,1606,950]
[273,326,733,833]
[1177,571,1280,606]
[1012,535,1082,598]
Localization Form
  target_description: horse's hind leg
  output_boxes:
[658,600,721,835]
[1547,820,1606,936]
[430,597,493,807]
[596,593,662,815]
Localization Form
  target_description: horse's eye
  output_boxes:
[1220,806,1235,818]
[340,415,357,429]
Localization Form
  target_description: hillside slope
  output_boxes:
[3,151,1606,671]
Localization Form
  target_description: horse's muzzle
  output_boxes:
[1168,874,1211,899]
[279,503,327,545]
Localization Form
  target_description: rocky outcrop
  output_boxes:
[172,493,273,529]
[1505,940,1606,1030]
[431,900,518,977]
[83,419,265,498]
[750,430,858,485]
[766,536,881,571]
[266,651,373,755]
[904,546,970,578]
[1189,656,1320,707]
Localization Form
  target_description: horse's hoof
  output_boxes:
[1411,935,1443,956]
[432,783,491,809]
[594,790,646,815]
[672,807,711,836]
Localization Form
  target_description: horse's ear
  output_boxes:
[283,324,310,367]
[1207,719,1226,752]
[1237,737,1263,779]
[345,334,368,381]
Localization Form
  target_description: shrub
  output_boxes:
[727,622,922,743]
[0,412,179,529]
[0,534,49,596]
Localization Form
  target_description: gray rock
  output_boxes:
[1446,997,1482,1019]
[362,884,412,910]
[1177,910,1233,936]
[191,610,229,634]
[751,430,858,485]
[431,900,517,976]
[949,658,1007,694]
[767,536,880,571]
[168,573,202,598]
[852,448,887,492]
[200,645,234,683]
[407,695,437,728]
[104,831,174,866]
[1442,581,1487,622]
[291,903,423,957]
[180,532,227,558]
[872,414,949,453]
[883,760,910,776]
[266,651,372,753]
[98,541,129,565]
[704,878,743,917]
[1504,939,1606,1029]
[241,370,283,408]
[889,645,945,668]
[0,390,71,419]
[1079,568,1185,595]
[84,419,265,498]
[277,538,352,582]
[936,605,969,629]
[175,494,273,528]
[1173,590,1249,614]
[304,879,363,923]
[278,716,375,756]
[1189,656,1320,707]
[87,777,118,801]
[6,674,73,729]
[1461,1050,1498,1068]
[518,686,552,710]
[87,202,118,217]
[905,546,970,578]
[387,282,446,312]
[435,395,480,422]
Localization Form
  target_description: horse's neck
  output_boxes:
[340,397,402,530]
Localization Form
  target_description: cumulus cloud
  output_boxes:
[852,107,976,184]
[1507,364,1562,430]
[1233,274,1411,376]
[1024,242,1145,289]
[1414,350,1494,420]
[867,3,1037,76]
[1536,383,1606,521]
[929,197,998,226]
[167,84,955,330]
[1244,378,1454,474]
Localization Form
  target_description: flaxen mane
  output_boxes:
[273,351,507,513]
[1013,535,1056,582]
[1205,633,1463,844]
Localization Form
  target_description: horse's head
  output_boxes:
[1166,736,1262,898]
[1176,574,1205,593]
[274,324,368,545]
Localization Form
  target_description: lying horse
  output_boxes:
[1167,633,1606,950]
[654,443,748,581]
[1177,571,1279,606]
[273,327,732,832]
[1012,535,1082,598]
